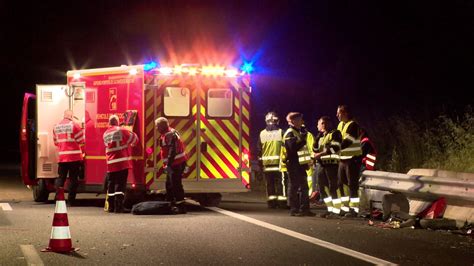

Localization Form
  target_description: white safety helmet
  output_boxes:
[265,112,279,125]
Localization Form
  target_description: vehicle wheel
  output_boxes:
[197,193,222,207]
[33,179,49,202]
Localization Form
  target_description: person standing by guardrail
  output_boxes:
[359,128,377,172]
[313,116,342,218]
[336,105,363,217]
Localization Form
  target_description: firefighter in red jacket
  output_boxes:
[155,117,188,214]
[53,109,84,205]
[103,115,138,213]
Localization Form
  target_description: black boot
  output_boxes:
[115,194,124,213]
[106,196,115,213]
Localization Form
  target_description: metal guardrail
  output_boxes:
[360,169,474,202]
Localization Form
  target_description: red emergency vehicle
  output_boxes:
[20,63,252,206]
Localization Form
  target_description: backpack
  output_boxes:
[131,201,176,215]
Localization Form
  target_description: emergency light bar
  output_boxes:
[153,65,245,77]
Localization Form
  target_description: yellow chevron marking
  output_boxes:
[146,104,153,118]
[203,123,238,167]
[221,120,239,140]
[242,105,250,120]
[242,92,250,104]
[146,121,155,136]
[146,90,153,102]
[146,172,154,184]
[203,146,236,178]
[243,123,249,135]
[146,138,154,149]
[242,171,250,184]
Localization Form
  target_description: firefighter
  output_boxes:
[258,112,286,208]
[282,112,315,216]
[336,105,362,217]
[360,128,377,173]
[155,117,188,214]
[53,109,84,206]
[103,115,138,213]
[313,116,342,218]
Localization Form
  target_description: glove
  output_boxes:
[164,165,174,175]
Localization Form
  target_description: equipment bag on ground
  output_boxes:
[131,201,175,215]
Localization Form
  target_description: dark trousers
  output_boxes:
[317,164,339,199]
[166,163,185,203]
[55,161,81,201]
[264,171,284,198]
[288,163,309,212]
[107,169,128,213]
[338,158,362,198]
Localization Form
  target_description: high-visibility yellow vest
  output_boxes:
[282,128,312,166]
[337,121,362,159]
[259,128,283,172]
[317,130,341,164]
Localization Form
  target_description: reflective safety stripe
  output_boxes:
[344,147,362,152]
[162,152,186,163]
[268,195,278,200]
[327,206,333,212]
[107,193,116,197]
[115,191,125,196]
[332,198,341,205]
[50,226,71,240]
[264,166,280,172]
[277,196,287,201]
[345,135,356,142]
[352,207,359,213]
[323,197,333,203]
[341,196,350,202]
[262,155,280,160]
[58,150,82,155]
[106,145,129,152]
[341,206,350,212]
[331,141,341,147]
[339,156,353,160]
[332,208,341,214]
[366,160,375,167]
[56,138,76,143]
[366,154,376,160]
[330,148,335,154]
[55,201,67,214]
[350,198,360,203]
[74,131,83,139]
[107,156,132,164]
[75,136,84,142]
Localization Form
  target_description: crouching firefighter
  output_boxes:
[103,115,139,213]
[156,117,188,214]
[313,116,342,218]
[258,112,287,208]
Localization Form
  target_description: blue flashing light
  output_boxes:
[241,62,254,74]
[144,61,158,71]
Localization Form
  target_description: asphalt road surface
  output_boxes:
[1,166,473,265]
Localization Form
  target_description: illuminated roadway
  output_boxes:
[1,166,473,265]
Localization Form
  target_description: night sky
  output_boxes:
[2,1,473,163]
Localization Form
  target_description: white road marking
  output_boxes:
[207,207,396,266]
[20,245,44,266]
[0,203,12,211]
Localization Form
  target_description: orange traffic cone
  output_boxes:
[41,187,79,253]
